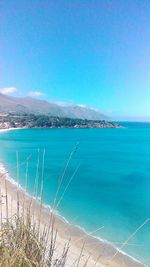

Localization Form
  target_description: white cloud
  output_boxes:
[53,101,67,106]
[28,91,45,97]
[0,87,17,95]
[53,101,73,106]
[77,104,87,108]
[77,104,99,112]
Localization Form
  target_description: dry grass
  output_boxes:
[0,209,72,267]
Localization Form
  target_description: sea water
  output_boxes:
[0,122,150,263]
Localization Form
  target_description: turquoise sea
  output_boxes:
[0,122,150,263]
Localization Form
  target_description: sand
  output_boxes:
[0,169,144,267]
[0,127,22,133]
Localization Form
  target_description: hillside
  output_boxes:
[0,93,108,120]
[0,114,121,129]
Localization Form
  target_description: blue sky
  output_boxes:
[0,0,150,120]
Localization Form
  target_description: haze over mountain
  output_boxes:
[0,93,108,120]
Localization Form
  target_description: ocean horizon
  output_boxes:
[0,122,150,263]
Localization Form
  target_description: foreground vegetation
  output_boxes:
[0,213,70,267]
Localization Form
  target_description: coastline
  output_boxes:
[0,113,123,131]
[0,160,144,267]
[0,127,23,133]
[0,127,16,132]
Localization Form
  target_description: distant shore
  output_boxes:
[0,159,143,267]
[0,113,123,130]
[0,124,123,132]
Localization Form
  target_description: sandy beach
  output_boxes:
[0,128,13,133]
[0,127,22,133]
[0,167,144,267]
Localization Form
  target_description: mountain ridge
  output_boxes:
[0,93,109,120]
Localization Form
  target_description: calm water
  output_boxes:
[0,122,150,262]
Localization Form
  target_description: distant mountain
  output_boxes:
[0,93,109,120]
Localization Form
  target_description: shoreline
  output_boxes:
[0,160,144,267]
[0,127,23,133]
